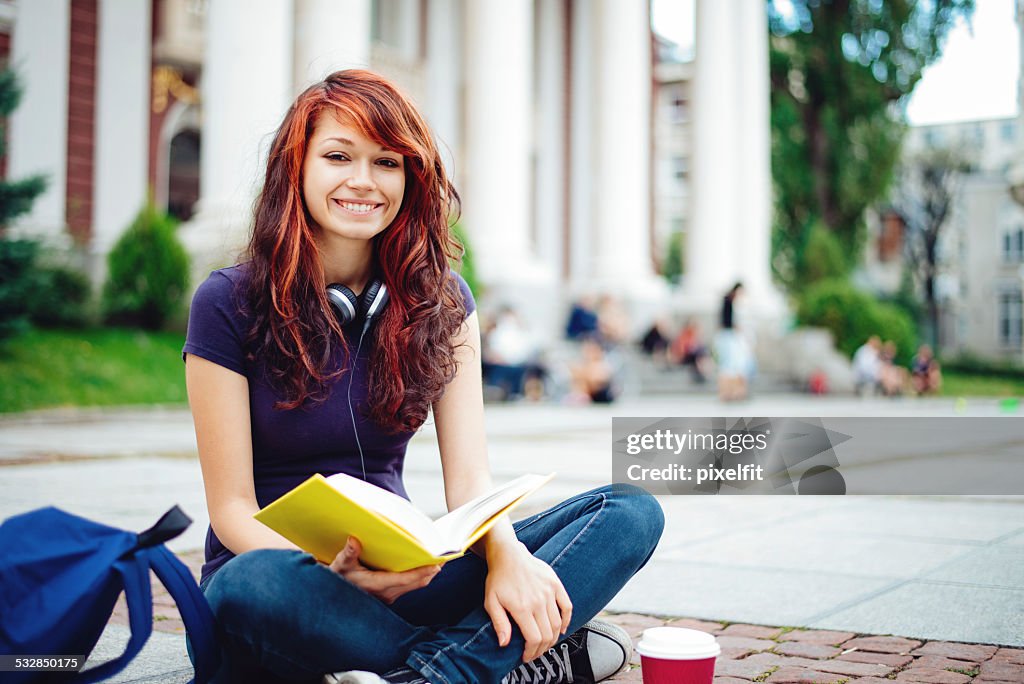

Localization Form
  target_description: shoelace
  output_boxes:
[503,642,574,684]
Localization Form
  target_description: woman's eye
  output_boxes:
[377,158,400,168]
[326,153,348,162]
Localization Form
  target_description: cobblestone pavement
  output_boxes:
[111,551,1023,684]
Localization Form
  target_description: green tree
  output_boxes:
[768,0,972,287]
[0,68,49,341]
[661,230,684,285]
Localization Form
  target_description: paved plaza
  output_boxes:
[1,394,1022,682]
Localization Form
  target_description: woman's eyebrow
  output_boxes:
[321,136,393,153]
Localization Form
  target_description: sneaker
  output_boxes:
[502,620,632,684]
[324,667,430,684]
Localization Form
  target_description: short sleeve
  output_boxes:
[182,269,249,376]
[451,270,476,319]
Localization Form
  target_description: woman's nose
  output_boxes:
[345,162,376,190]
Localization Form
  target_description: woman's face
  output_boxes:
[302,113,406,244]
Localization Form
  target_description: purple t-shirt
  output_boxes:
[183,264,475,582]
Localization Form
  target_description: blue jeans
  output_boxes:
[201,485,663,684]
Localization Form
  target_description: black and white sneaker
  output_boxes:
[502,620,632,684]
[324,667,430,684]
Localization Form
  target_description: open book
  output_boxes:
[254,472,555,572]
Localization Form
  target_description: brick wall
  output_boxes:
[66,0,98,241]
[1,29,10,180]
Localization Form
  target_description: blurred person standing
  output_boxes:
[715,282,753,401]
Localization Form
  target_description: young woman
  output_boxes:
[183,70,663,684]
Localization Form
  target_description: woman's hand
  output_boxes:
[329,537,441,604]
[484,541,573,663]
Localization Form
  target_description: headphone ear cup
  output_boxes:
[326,284,359,325]
[361,281,389,322]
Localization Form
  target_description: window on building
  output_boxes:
[924,129,944,147]
[672,156,688,182]
[999,290,1023,349]
[1003,227,1024,263]
[1002,121,1016,143]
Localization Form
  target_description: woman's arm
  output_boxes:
[185,354,297,554]
[433,311,572,663]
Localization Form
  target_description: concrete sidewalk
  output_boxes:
[2,395,1022,682]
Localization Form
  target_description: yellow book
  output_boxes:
[254,472,555,572]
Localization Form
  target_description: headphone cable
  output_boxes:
[347,324,370,481]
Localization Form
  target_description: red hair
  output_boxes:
[243,69,465,432]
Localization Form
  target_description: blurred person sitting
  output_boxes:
[565,295,599,340]
[911,344,943,395]
[596,294,630,346]
[481,305,545,401]
[670,318,712,383]
[852,335,882,396]
[639,316,672,366]
[878,340,908,397]
[567,336,618,404]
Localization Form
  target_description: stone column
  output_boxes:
[179,0,294,280]
[7,0,71,245]
[736,0,784,315]
[589,0,662,296]
[425,0,461,177]
[463,0,551,300]
[534,0,568,279]
[685,0,783,316]
[685,0,741,311]
[91,0,151,275]
[293,0,371,93]
[568,0,597,285]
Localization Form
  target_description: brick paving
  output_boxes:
[111,551,1024,683]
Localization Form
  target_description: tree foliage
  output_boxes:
[768,0,973,288]
[0,68,48,341]
[0,68,47,230]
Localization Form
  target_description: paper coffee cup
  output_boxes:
[636,627,720,684]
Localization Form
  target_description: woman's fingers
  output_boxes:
[517,613,544,663]
[485,593,513,647]
[329,537,441,603]
[329,537,362,573]
[556,584,573,635]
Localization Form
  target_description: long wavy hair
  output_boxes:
[243,69,465,432]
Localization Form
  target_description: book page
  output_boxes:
[324,473,444,550]
[432,473,555,552]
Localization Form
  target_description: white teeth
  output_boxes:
[339,201,376,214]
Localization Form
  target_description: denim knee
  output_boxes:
[204,549,307,633]
[605,484,665,562]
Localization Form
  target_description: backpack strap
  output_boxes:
[135,505,192,549]
[75,553,154,683]
[149,545,221,683]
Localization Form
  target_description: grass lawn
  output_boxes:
[0,328,187,413]
[941,371,1024,399]
[1,329,1022,414]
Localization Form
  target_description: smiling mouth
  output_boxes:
[333,199,382,215]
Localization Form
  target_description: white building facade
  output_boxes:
[867,116,1024,361]
[5,0,780,339]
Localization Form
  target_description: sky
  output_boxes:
[651,0,1020,126]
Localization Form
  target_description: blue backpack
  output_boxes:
[0,505,220,683]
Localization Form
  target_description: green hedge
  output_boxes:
[942,353,1024,380]
[796,278,918,366]
[103,205,189,330]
